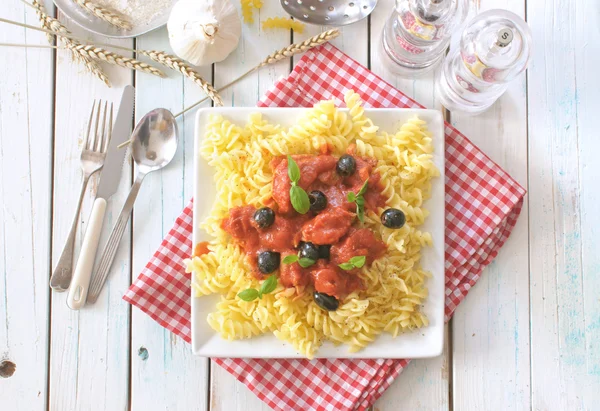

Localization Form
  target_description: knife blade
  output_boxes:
[66,85,135,310]
[97,84,135,199]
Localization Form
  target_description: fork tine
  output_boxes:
[104,103,114,153]
[85,100,96,150]
[90,99,102,152]
[97,101,108,152]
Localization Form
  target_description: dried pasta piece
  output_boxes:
[262,17,305,34]
[241,0,254,23]
[241,0,263,24]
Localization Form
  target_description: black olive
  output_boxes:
[318,245,331,260]
[257,251,280,274]
[313,292,339,311]
[336,154,357,177]
[299,242,320,261]
[381,208,406,229]
[309,190,327,212]
[253,207,275,228]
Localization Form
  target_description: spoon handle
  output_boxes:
[87,172,145,304]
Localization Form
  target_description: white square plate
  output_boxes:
[192,107,445,359]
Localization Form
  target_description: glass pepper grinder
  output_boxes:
[435,9,532,114]
[381,0,470,76]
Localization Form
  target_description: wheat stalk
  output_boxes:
[31,1,163,79]
[71,0,132,30]
[73,45,165,78]
[140,50,224,106]
[175,29,340,116]
[32,0,111,87]
[258,29,339,67]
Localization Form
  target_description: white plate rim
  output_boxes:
[191,107,445,359]
[53,0,173,38]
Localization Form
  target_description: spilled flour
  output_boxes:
[95,0,174,27]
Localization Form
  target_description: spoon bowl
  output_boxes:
[131,108,178,172]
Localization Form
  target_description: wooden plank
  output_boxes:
[212,0,290,107]
[209,1,292,410]
[375,326,450,410]
[0,1,54,409]
[130,27,209,411]
[528,0,600,409]
[574,0,600,406]
[449,1,531,409]
[48,17,133,410]
[369,0,450,409]
[293,16,368,67]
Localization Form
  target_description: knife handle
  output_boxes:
[87,172,145,304]
[67,198,106,310]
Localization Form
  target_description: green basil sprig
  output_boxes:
[287,155,310,214]
[282,254,316,268]
[347,180,368,222]
[237,275,277,302]
[338,255,367,271]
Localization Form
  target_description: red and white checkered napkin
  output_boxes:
[124,43,526,410]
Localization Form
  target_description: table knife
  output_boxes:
[66,85,135,310]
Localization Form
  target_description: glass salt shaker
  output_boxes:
[381,0,470,76]
[435,9,532,114]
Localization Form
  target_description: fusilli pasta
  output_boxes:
[262,17,305,33]
[185,91,439,358]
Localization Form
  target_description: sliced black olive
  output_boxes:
[257,251,280,274]
[309,190,327,212]
[299,242,320,261]
[318,245,331,260]
[253,207,275,228]
[336,154,356,177]
[381,208,406,229]
[313,292,339,311]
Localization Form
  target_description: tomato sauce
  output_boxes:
[220,154,387,298]
[192,242,210,257]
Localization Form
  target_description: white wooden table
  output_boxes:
[1,0,598,409]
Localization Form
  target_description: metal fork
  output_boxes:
[49,101,113,291]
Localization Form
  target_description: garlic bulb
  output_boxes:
[168,0,241,66]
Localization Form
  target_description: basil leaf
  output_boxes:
[238,288,259,301]
[290,185,310,214]
[356,204,365,222]
[349,256,366,268]
[355,196,365,207]
[338,262,355,271]
[357,180,369,196]
[259,275,277,295]
[298,258,316,268]
[287,155,301,184]
[347,192,356,202]
[282,255,299,264]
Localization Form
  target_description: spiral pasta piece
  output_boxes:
[241,0,255,23]
[262,17,305,33]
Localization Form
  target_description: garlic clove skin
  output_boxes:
[168,0,242,67]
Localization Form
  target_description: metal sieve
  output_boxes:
[280,0,379,26]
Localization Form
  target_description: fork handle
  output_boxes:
[50,176,90,291]
[87,172,146,304]
[66,198,107,310]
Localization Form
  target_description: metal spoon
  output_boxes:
[281,0,378,26]
[86,108,179,304]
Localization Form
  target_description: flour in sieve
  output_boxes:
[95,0,175,27]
